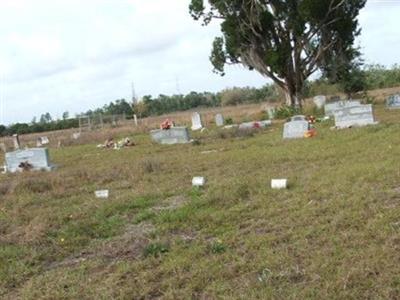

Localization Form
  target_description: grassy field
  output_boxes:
[1,103,400,299]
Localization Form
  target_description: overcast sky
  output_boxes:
[0,0,399,125]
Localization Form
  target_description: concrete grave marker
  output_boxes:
[215,114,224,127]
[333,104,377,129]
[191,112,203,131]
[313,95,326,109]
[36,136,49,147]
[5,148,55,173]
[12,134,20,150]
[283,116,309,139]
[386,94,400,109]
[150,127,191,145]
[267,108,276,120]
[324,100,361,116]
[239,120,272,130]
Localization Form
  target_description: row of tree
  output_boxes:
[1,64,400,137]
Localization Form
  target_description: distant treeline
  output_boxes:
[1,64,400,136]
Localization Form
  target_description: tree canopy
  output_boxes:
[189,0,367,107]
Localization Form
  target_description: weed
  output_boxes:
[143,243,169,258]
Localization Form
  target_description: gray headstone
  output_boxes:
[5,148,55,173]
[239,120,272,130]
[283,120,309,139]
[215,114,224,127]
[267,108,276,120]
[290,115,307,122]
[12,134,20,150]
[150,127,191,145]
[333,104,377,129]
[313,95,326,109]
[191,112,203,131]
[324,100,361,116]
[386,94,400,109]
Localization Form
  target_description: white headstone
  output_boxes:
[192,177,205,187]
[324,100,361,116]
[386,94,400,109]
[333,104,377,129]
[283,119,309,139]
[215,114,224,127]
[95,190,109,199]
[313,95,326,109]
[191,112,203,131]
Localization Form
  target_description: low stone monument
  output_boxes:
[5,148,56,173]
[283,115,309,139]
[191,112,203,131]
[150,127,191,145]
[324,100,361,116]
[333,104,377,129]
[386,94,400,109]
[313,95,326,109]
[215,114,224,127]
[239,120,272,130]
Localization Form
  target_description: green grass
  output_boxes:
[1,105,400,299]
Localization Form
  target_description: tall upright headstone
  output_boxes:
[12,134,20,150]
[191,112,203,131]
[215,114,224,127]
[313,95,326,109]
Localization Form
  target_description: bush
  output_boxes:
[274,105,301,120]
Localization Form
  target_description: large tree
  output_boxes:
[189,0,366,107]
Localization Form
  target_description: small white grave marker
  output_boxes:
[192,177,205,187]
[271,179,287,189]
[95,190,109,199]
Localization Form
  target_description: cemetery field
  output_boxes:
[1,104,400,299]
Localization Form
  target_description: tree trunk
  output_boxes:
[283,85,302,109]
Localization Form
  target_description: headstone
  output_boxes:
[5,148,55,173]
[267,108,276,120]
[0,142,6,153]
[283,118,309,139]
[215,114,224,127]
[36,136,49,147]
[191,112,203,131]
[324,100,361,116]
[12,134,20,150]
[333,104,377,129]
[192,177,205,187]
[95,190,109,199]
[290,115,307,122]
[313,95,326,109]
[271,179,288,189]
[386,94,400,109]
[150,127,191,145]
[239,120,272,130]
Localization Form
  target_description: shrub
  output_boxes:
[274,105,301,119]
